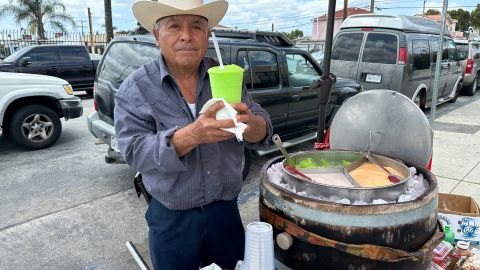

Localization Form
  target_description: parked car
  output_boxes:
[455,39,480,96]
[331,14,463,110]
[0,45,99,95]
[310,50,324,68]
[0,72,83,149]
[87,29,362,178]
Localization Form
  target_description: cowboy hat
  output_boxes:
[132,0,229,33]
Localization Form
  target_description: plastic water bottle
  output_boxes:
[444,225,455,244]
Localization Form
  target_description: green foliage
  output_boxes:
[471,4,480,30]
[0,0,76,39]
[448,9,471,32]
[282,29,304,41]
[425,9,440,15]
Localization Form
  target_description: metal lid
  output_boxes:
[329,90,433,168]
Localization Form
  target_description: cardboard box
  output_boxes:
[438,193,480,245]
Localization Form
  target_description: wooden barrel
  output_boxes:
[259,156,440,270]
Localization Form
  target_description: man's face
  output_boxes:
[155,15,209,69]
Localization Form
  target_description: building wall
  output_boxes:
[312,17,343,41]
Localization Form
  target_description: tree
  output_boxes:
[0,0,76,40]
[282,29,304,41]
[425,9,440,15]
[448,9,471,32]
[471,4,480,30]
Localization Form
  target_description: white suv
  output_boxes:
[455,39,480,96]
[0,72,83,149]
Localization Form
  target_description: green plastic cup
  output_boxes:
[208,64,244,104]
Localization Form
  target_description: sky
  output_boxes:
[0,0,477,37]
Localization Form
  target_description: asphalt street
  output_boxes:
[0,92,478,270]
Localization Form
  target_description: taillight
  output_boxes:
[466,59,474,74]
[398,47,408,65]
[362,28,374,32]
[93,82,98,112]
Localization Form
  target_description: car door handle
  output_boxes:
[291,94,301,101]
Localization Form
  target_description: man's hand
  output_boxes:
[171,101,235,156]
[232,103,267,143]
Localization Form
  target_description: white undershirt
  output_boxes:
[187,103,196,117]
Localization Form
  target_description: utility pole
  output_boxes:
[423,0,427,16]
[272,23,274,32]
[370,0,374,13]
[80,20,87,35]
[104,0,114,43]
[343,0,348,21]
[88,8,95,53]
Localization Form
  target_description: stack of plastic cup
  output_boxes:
[243,222,275,270]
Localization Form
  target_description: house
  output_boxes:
[416,14,463,39]
[311,7,370,41]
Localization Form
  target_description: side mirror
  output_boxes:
[20,56,31,66]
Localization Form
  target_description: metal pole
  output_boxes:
[430,0,448,126]
[315,0,336,144]
[370,0,374,13]
[125,241,150,270]
[343,0,348,21]
[88,8,95,54]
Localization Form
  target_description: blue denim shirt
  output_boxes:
[114,56,272,210]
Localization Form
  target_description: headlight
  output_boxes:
[63,84,73,95]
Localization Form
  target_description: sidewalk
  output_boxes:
[238,96,480,225]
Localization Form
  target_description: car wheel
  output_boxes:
[448,81,461,103]
[242,148,252,181]
[9,105,62,149]
[464,75,478,96]
[413,91,425,110]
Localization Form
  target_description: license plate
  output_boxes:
[110,136,120,152]
[365,74,382,83]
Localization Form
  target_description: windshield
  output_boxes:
[3,47,31,62]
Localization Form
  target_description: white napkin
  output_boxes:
[199,98,247,141]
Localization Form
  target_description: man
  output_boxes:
[114,1,272,269]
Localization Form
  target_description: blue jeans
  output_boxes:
[145,197,245,270]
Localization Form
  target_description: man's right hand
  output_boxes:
[171,101,236,156]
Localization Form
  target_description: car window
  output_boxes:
[3,46,30,62]
[286,53,320,87]
[446,39,457,61]
[25,47,59,64]
[59,46,88,62]
[413,39,431,70]
[98,42,161,89]
[247,50,280,89]
[332,33,364,61]
[362,33,397,64]
[206,48,226,63]
[473,43,480,60]
[236,50,252,90]
[455,44,468,60]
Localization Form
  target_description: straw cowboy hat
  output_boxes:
[132,0,229,33]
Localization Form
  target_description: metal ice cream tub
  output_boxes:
[281,150,412,203]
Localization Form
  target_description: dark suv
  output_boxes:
[87,29,362,177]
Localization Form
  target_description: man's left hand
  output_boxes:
[232,103,267,143]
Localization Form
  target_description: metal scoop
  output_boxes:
[272,134,312,180]
[361,151,401,183]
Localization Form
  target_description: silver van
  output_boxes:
[455,39,480,96]
[331,14,463,109]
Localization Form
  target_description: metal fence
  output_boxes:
[0,30,128,59]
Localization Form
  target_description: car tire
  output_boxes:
[413,90,426,111]
[242,148,252,181]
[448,81,461,103]
[463,75,478,96]
[9,105,62,149]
